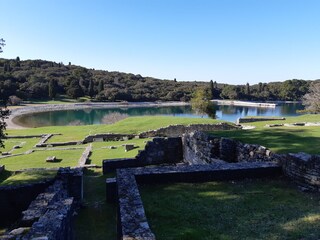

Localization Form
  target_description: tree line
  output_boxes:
[0,57,317,104]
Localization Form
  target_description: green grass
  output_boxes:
[7,116,223,142]
[90,138,151,165]
[140,178,320,240]
[0,170,57,186]
[211,114,320,154]
[1,138,40,155]
[0,149,83,171]
[73,168,116,240]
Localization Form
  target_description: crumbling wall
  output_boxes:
[139,123,239,138]
[182,131,278,164]
[281,152,320,191]
[103,137,182,173]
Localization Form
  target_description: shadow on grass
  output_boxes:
[211,128,320,154]
[73,168,116,240]
[0,170,12,184]
[140,177,320,240]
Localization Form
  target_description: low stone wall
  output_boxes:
[281,153,320,191]
[0,179,54,226]
[57,168,83,202]
[116,169,156,240]
[82,133,136,144]
[139,123,240,138]
[182,131,277,164]
[109,162,281,239]
[1,168,82,239]
[35,134,54,147]
[22,197,74,240]
[237,117,285,124]
[103,137,183,173]
[78,144,92,167]
[4,135,43,139]
[37,141,80,148]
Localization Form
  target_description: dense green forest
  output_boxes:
[0,57,316,104]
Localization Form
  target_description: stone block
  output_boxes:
[46,156,56,162]
[123,144,135,152]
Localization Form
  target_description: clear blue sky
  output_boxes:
[1,0,320,84]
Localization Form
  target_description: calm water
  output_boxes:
[15,103,304,127]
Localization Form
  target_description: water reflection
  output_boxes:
[15,103,304,127]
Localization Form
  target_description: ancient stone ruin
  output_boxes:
[104,131,320,239]
[0,168,83,239]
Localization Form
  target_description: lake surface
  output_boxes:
[15,102,304,127]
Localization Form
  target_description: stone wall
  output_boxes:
[82,133,136,144]
[139,123,240,138]
[103,137,182,173]
[237,117,285,124]
[182,131,277,165]
[280,152,320,191]
[1,168,82,239]
[0,179,54,226]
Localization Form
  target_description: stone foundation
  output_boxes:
[139,123,239,138]
[182,131,278,164]
[237,117,285,124]
[83,133,136,144]
[281,152,320,191]
[103,137,183,173]
[1,168,82,239]
[0,178,54,226]
[109,162,281,239]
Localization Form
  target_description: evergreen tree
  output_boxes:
[0,38,5,53]
[48,79,57,99]
[210,80,214,99]
[88,79,95,98]
[245,83,250,95]
[98,80,104,93]
[0,38,9,149]
[66,78,84,99]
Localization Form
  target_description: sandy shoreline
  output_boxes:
[5,101,190,129]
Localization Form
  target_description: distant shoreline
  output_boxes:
[5,101,190,129]
[211,100,277,108]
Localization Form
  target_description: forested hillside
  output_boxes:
[0,57,316,103]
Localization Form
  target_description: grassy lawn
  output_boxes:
[0,170,57,186]
[90,138,151,165]
[140,178,320,240]
[1,138,40,155]
[7,116,223,142]
[0,149,83,171]
[211,114,320,154]
[73,168,116,240]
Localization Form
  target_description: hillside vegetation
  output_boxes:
[0,58,317,103]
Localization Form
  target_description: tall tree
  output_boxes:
[98,80,104,93]
[209,80,214,99]
[48,79,57,99]
[88,79,95,98]
[0,38,9,149]
[191,88,215,117]
[0,38,5,53]
[302,81,320,113]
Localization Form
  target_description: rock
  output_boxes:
[9,227,29,235]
